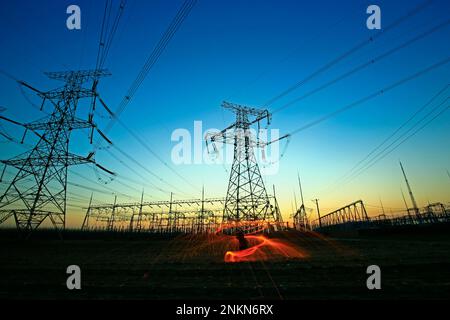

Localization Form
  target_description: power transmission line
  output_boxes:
[226,6,361,101]
[115,118,200,191]
[284,56,450,138]
[96,0,127,70]
[320,86,449,196]
[341,87,449,185]
[97,0,197,137]
[68,181,136,200]
[345,99,449,184]
[272,18,450,114]
[100,147,169,195]
[92,0,199,193]
[109,142,194,197]
[262,0,433,107]
[68,170,136,200]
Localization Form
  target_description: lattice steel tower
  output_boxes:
[206,101,276,225]
[0,70,112,233]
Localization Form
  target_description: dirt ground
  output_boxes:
[0,230,449,299]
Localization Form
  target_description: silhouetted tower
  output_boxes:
[379,196,386,216]
[0,70,113,233]
[399,161,419,217]
[272,185,283,225]
[206,101,275,225]
[313,198,321,228]
[293,172,308,230]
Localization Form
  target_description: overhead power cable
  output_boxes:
[284,56,450,138]
[98,0,197,138]
[334,85,450,188]
[272,18,450,114]
[316,87,449,198]
[92,0,199,194]
[115,118,200,191]
[262,0,433,107]
[226,6,361,101]
[109,142,195,198]
[96,0,127,70]
[343,96,449,185]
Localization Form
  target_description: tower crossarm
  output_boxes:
[205,123,236,144]
[40,88,95,100]
[44,69,111,84]
[2,153,97,169]
[25,117,93,131]
[222,101,270,121]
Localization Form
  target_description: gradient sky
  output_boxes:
[1,0,449,227]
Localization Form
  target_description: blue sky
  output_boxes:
[1,0,449,226]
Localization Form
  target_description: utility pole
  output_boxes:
[313,198,321,228]
[133,189,144,232]
[107,195,118,231]
[168,192,174,232]
[199,185,205,233]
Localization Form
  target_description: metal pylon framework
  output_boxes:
[314,200,369,229]
[0,69,113,233]
[206,101,282,229]
[82,194,226,233]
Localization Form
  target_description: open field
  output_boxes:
[0,230,449,299]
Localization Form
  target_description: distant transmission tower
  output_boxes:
[399,161,420,218]
[293,172,309,230]
[206,101,286,231]
[0,70,114,233]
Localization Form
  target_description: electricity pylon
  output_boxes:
[0,70,114,234]
[206,101,286,230]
